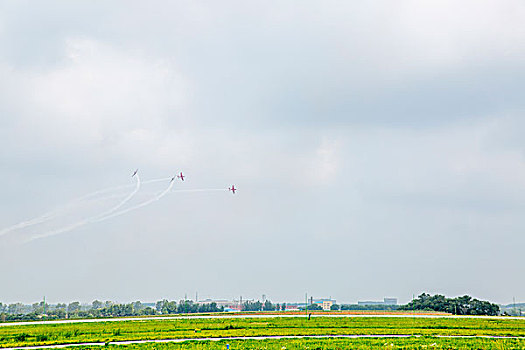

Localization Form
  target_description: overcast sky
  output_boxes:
[1,1,524,305]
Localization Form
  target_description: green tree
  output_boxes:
[92,300,103,310]
[263,300,275,311]
[243,301,263,311]
[301,304,322,311]
[8,303,24,315]
[399,293,499,316]
[67,302,81,314]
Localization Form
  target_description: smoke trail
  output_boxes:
[89,174,141,221]
[24,175,142,243]
[26,176,170,242]
[0,212,58,237]
[0,177,168,238]
[91,178,174,223]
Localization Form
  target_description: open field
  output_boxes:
[87,337,525,350]
[0,315,523,349]
[2,335,525,350]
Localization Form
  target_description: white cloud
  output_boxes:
[6,38,186,151]
[1,1,525,304]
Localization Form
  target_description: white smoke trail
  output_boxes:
[24,175,142,243]
[26,176,171,243]
[0,212,58,237]
[89,174,142,221]
[90,178,175,223]
[0,177,168,238]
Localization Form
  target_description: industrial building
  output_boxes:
[357,298,397,306]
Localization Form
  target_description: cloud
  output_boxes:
[1,1,525,304]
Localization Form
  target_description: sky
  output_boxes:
[1,0,524,305]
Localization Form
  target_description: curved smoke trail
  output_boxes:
[90,178,175,223]
[26,176,174,243]
[90,174,142,222]
[0,177,169,238]
[25,175,142,242]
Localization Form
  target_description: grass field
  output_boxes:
[0,316,523,349]
[94,337,525,350]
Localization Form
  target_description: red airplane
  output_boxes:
[229,185,237,194]
[177,172,185,181]
[131,169,138,177]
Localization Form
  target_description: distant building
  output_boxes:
[285,303,301,311]
[223,307,240,312]
[311,298,337,310]
[196,299,242,310]
[197,299,231,307]
[358,298,397,306]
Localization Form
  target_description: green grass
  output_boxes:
[0,316,523,348]
[80,337,525,350]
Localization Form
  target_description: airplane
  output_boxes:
[171,172,185,182]
[229,185,237,194]
[131,169,138,177]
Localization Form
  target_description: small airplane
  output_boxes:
[171,172,185,182]
[229,185,237,194]
[131,169,138,177]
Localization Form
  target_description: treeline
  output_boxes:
[155,300,223,314]
[0,299,225,322]
[0,293,502,322]
[398,293,499,316]
[242,301,286,311]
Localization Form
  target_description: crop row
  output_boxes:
[0,316,523,348]
[81,337,525,350]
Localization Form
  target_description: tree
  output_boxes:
[132,301,143,313]
[67,302,81,314]
[330,304,340,311]
[31,302,47,314]
[141,307,156,315]
[178,300,197,314]
[301,304,322,311]
[92,300,103,310]
[263,300,275,311]
[281,303,287,311]
[156,300,168,314]
[399,293,499,316]
[243,301,262,311]
[8,303,24,315]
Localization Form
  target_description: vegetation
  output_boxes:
[0,300,222,322]
[0,316,523,348]
[155,300,222,314]
[398,293,500,315]
[299,304,323,311]
[84,337,525,350]
[0,294,504,323]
